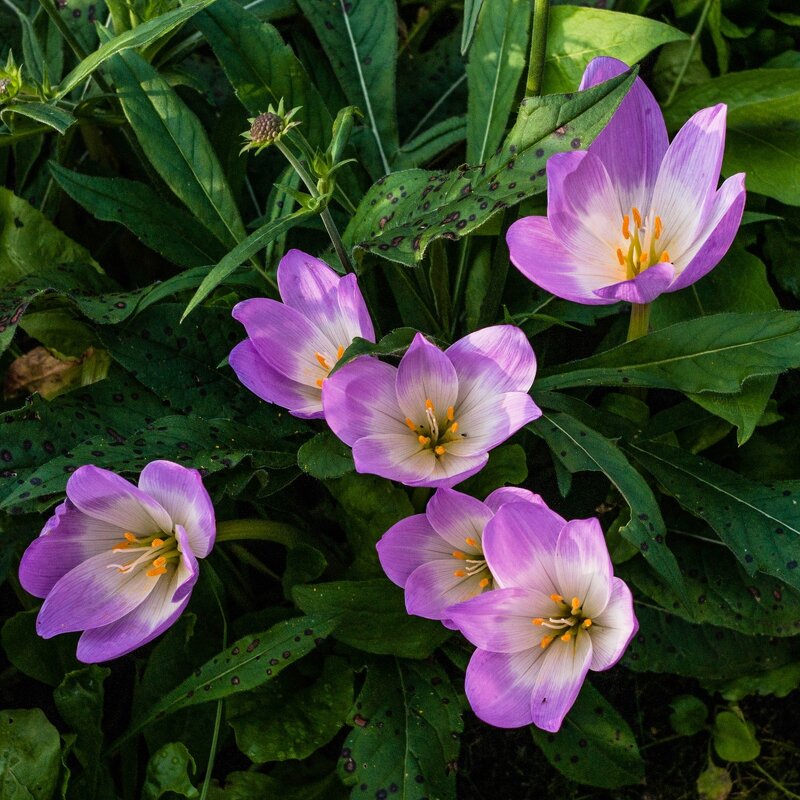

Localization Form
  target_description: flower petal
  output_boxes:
[376,514,451,587]
[36,548,158,637]
[448,587,548,652]
[483,502,565,592]
[530,632,593,732]
[579,56,668,214]
[352,433,435,485]
[669,173,746,291]
[405,560,489,620]
[337,273,375,343]
[446,325,537,393]
[66,466,172,534]
[483,487,549,514]
[593,260,675,304]
[464,648,544,728]
[453,391,541,452]
[590,577,638,671]
[395,333,458,423]
[553,517,613,617]
[650,104,728,258]
[426,488,493,551]
[229,340,324,419]
[414,450,489,489]
[507,215,619,306]
[138,461,215,558]
[172,524,201,602]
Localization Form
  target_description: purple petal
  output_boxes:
[453,391,541,452]
[232,298,334,386]
[36,548,157,637]
[337,273,375,343]
[590,577,638,671]
[483,487,550,513]
[507,216,619,306]
[229,340,324,419]
[138,461,215,558]
[171,525,201,602]
[593,260,675,304]
[464,648,543,728]
[530,632,593,732]
[553,518,613,617]
[352,433,436,485]
[650,104,728,257]
[580,56,668,214]
[668,173,746,292]
[483,502,565,592]
[376,514,451,587]
[395,334,458,423]
[447,587,550,652]
[66,466,172,534]
[405,560,490,621]
[446,326,537,393]
[426,488,492,551]
[414,450,489,489]
[322,357,407,445]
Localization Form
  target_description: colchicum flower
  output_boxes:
[19,461,215,663]
[377,486,555,625]
[230,249,375,419]
[322,326,541,488]
[506,56,746,305]
[447,501,637,732]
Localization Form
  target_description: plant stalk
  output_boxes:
[626,302,651,341]
[525,0,551,97]
[664,0,712,107]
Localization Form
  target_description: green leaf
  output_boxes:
[392,115,467,170]
[49,163,225,269]
[537,312,800,394]
[142,742,198,799]
[297,0,398,177]
[669,695,708,736]
[105,49,245,248]
[461,0,486,54]
[466,0,530,164]
[207,771,345,800]
[124,615,338,741]
[228,656,353,762]
[534,412,685,601]
[0,708,61,800]
[1,102,75,134]
[332,327,417,373]
[629,441,800,592]
[195,0,331,151]
[56,0,217,98]
[344,69,636,266]
[458,443,528,498]
[293,580,449,658]
[665,69,800,205]
[697,763,733,800]
[298,432,354,479]
[338,658,462,800]
[713,662,800,701]
[531,682,644,789]
[544,6,686,93]
[711,710,760,762]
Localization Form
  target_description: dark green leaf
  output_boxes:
[141,742,198,800]
[668,695,708,736]
[461,0,485,54]
[0,708,61,800]
[458,443,528,498]
[1,102,74,134]
[298,432,354,479]
[711,711,760,762]
[332,327,417,373]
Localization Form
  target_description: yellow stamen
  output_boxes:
[124,532,137,542]
[315,352,330,370]
[434,445,446,456]
[616,247,625,266]
[532,618,544,626]
[453,569,466,578]
[418,435,431,445]
[661,251,670,263]
[147,566,168,577]
[479,578,490,588]
[152,556,167,568]
[337,344,345,360]
[582,619,593,629]
[450,421,459,434]
[640,252,649,268]
[465,537,478,547]
[540,635,554,649]
[452,550,467,560]
[405,418,417,431]
[151,538,165,548]
[571,597,581,612]
[446,406,455,421]
[654,215,663,239]
[113,542,130,551]
[561,631,572,643]
[550,593,564,604]
[632,207,642,229]
[316,378,324,388]
[622,215,630,239]
[425,398,435,411]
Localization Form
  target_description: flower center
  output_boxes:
[616,206,671,280]
[109,531,180,579]
[532,594,593,649]
[404,398,464,458]
[452,535,492,590]
[314,344,346,388]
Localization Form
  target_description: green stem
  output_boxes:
[750,762,800,800]
[626,302,651,341]
[276,139,353,275]
[215,518,301,548]
[664,0,712,108]
[449,237,471,338]
[525,0,551,97]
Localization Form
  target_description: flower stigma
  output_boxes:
[532,595,593,649]
[109,530,180,579]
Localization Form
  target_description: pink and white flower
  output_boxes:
[507,57,746,305]
[322,326,541,488]
[447,501,637,732]
[19,461,215,663]
[230,249,375,419]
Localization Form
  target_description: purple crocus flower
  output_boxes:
[507,56,746,305]
[447,501,637,732]
[230,249,375,419]
[322,326,541,488]
[377,486,556,625]
[19,461,215,663]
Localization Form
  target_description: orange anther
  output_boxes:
[616,248,625,266]
[450,422,459,434]
[337,344,345,360]
[532,618,544,626]
[434,445,446,456]
[465,537,478,547]
[151,538,165,548]
[453,569,466,578]
[113,542,130,551]
[632,207,642,229]
[571,597,581,610]
[550,593,564,604]
[405,418,417,431]
[622,215,630,239]
[316,378,324,388]
[425,398,435,411]
[124,532,137,542]
[654,216,663,239]
[146,566,168,577]
[152,556,167,568]
[540,636,554,649]
[640,252,649,268]
[479,578,490,588]
[446,406,455,421]
[582,619,593,629]
[561,631,572,643]
[418,435,431,445]
[315,352,330,370]
[661,251,670,263]
[452,550,467,560]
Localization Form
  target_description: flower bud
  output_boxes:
[249,111,283,144]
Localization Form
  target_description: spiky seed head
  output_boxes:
[249,112,284,144]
